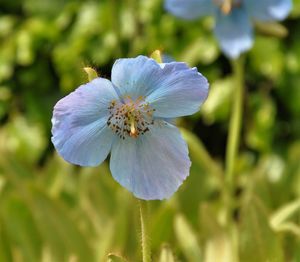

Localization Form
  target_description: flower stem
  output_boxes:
[224,56,245,262]
[110,0,122,56]
[225,56,244,194]
[139,200,151,262]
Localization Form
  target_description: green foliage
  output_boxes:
[158,245,176,262]
[0,0,300,261]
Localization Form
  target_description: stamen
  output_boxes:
[107,96,154,139]
[221,0,232,14]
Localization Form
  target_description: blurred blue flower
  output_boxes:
[165,0,292,58]
[51,55,209,200]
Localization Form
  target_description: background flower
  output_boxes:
[165,0,292,58]
[52,56,209,200]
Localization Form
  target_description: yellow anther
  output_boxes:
[221,0,232,14]
[137,96,144,102]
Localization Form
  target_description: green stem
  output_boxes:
[110,0,122,56]
[139,200,151,262]
[224,56,245,262]
[225,56,245,193]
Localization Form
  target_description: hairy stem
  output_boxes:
[139,200,151,262]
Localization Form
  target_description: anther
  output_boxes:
[107,96,154,139]
[221,0,232,14]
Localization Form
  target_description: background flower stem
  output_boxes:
[139,200,151,262]
[224,56,245,261]
[224,56,244,224]
[110,0,122,56]
[225,56,245,196]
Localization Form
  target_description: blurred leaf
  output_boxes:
[290,0,300,17]
[199,203,222,239]
[0,195,42,262]
[249,36,284,80]
[111,191,133,253]
[0,37,15,82]
[158,244,175,262]
[150,202,175,250]
[270,199,300,230]
[199,203,234,262]
[16,30,34,65]
[255,21,288,38]
[239,196,284,262]
[271,222,300,238]
[0,217,13,262]
[0,116,47,165]
[246,94,276,152]
[201,77,234,124]
[204,233,233,262]
[107,253,128,262]
[94,221,115,261]
[181,128,223,181]
[180,129,222,223]
[179,35,218,65]
[174,214,202,262]
[29,188,94,261]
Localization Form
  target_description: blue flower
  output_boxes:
[165,0,292,58]
[51,56,209,200]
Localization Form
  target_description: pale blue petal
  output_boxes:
[245,0,292,21]
[214,7,253,58]
[165,0,213,20]
[51,78,118,166]
[111,56,208,118]
[146,62,209,118]
[110,122,191,200]
[111,56,162,100]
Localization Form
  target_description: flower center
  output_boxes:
[213,0,242,14]
[107,96,155,139]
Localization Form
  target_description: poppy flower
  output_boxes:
[165,0,292,58]
[51,55,209,200]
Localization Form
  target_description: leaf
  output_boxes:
[179,36,218,65]
[181,128,223,181]
[239,196,284,262]
[199,204,235,262]
[107,253,128,262]
[249,36,284,80]
[255,21,288,38]
[204,233,233,262]
[150,202,175,249]
[271,222,300,238]
[0,216,13,262]
[29,188,94,261]
[270,199,300,230]
[174,214,202,262]
[201,77,234,124]
[199,203,222,239]
[158,244,175,262]
[0,195,42,262]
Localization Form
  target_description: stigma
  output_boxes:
[107,96,155,139]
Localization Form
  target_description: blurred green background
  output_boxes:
[1,0,300,261]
